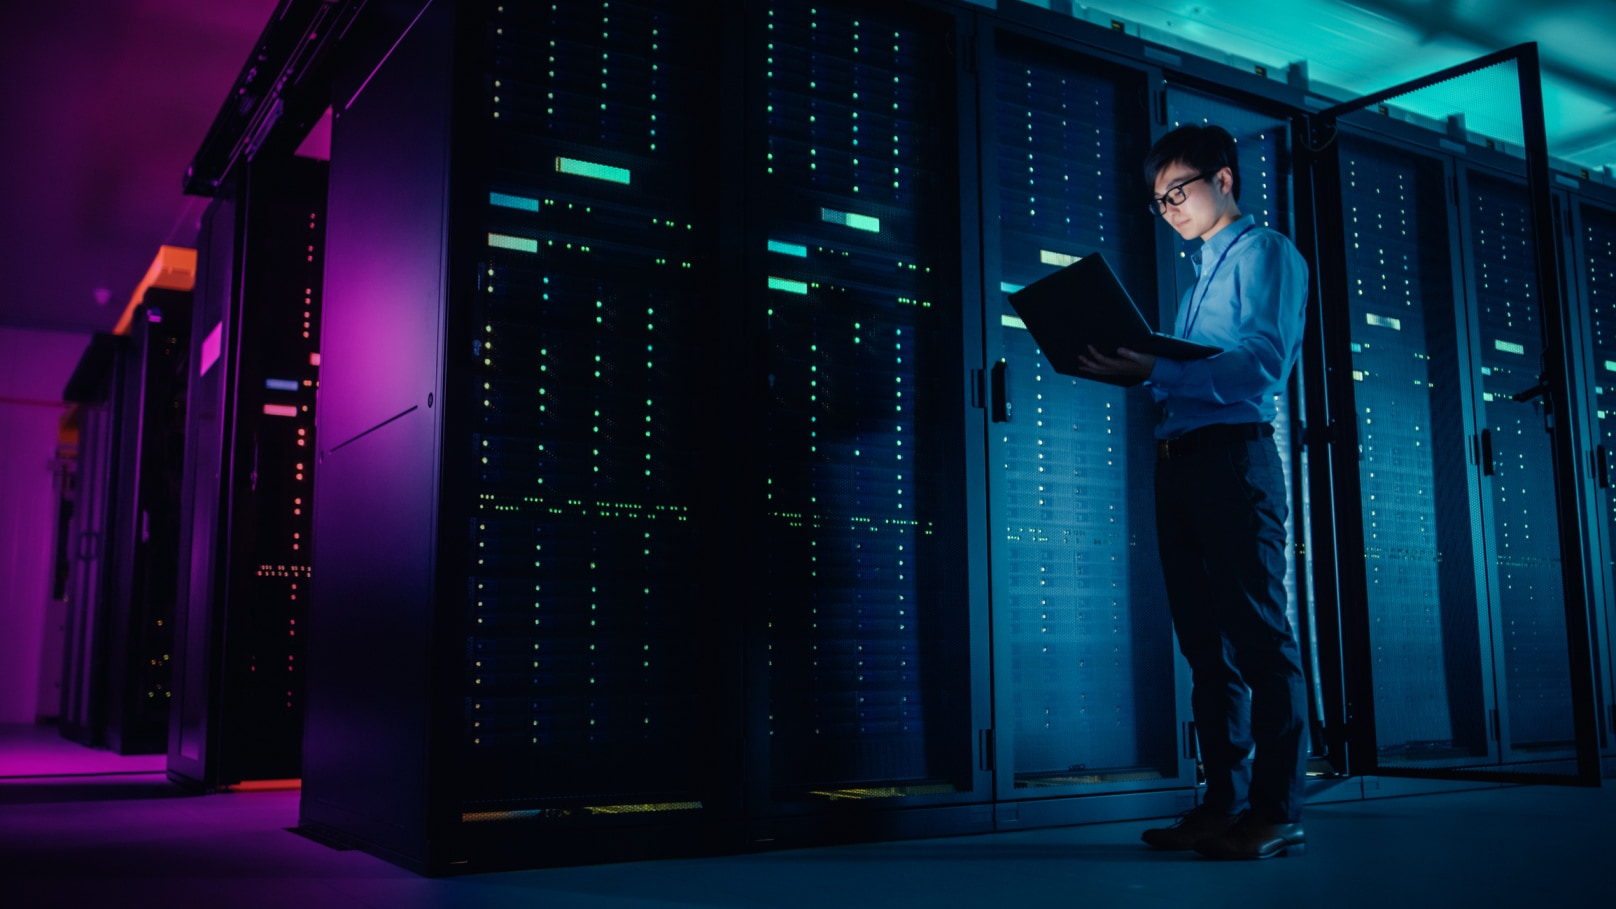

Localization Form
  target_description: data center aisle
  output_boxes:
[2,726,1611,909]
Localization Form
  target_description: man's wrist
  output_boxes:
[1149,356,1182,387]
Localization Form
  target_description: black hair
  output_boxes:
[1145,124,1240,201]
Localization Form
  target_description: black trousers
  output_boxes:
[1154,424,1308,822]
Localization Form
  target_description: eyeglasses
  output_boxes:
[1148,172,1213,216]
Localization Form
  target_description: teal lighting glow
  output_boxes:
[1494,339,1526,355]
[1365,313,1402,330]
[1604,360,1616,372]
[769,277,809,294]
[490,192,540,211]
[821,207,880,232]
[999,281,1025,294]
[1001,314,1028,330]
[488,233,539,253]
[768,240,809,257]
[557,157,631,184]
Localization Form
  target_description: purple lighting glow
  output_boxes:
[200,321,223,376]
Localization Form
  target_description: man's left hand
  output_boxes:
[1076,345,1155,381]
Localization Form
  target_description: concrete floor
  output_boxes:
[3,724,1611,909]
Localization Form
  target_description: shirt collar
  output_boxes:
[1199,214,1256,260]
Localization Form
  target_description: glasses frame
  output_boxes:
[1148,171,1213,216]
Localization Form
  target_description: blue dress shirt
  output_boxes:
[1146,214,1309,440]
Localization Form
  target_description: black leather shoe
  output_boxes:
[1140,807,1242,850]
[1193,814,1306,860]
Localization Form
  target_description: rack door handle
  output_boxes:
[1481,429,1494,476]
[1599,444,1611,490]
[1510,381,1547,403]
[990,359,1009,423]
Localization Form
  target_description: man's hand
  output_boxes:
[1076,344,1155,381]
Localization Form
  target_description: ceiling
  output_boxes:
[3,0,1613,336]
[1062,0,1616,163]
[0,0,279,336]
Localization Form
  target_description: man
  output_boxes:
[1077,124,1310,860]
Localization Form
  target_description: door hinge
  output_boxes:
[979,728,995,772]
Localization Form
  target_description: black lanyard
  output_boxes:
[1182,224,1256,340]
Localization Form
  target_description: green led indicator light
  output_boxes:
[487,233,537,253]
[556,157,631,185]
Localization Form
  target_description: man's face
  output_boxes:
[1152,160,1228,242]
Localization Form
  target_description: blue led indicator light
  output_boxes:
[489,192,540,211]
[264,378,300,392]
[768,240,809,257]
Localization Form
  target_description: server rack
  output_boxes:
[1461,166,1579,763]
[1563,184,1616,767]
[56,290,191,755]
[303,0,734,872]
[168,155,326,788]
[101,291,192,754]
[975,27,1188,827]
[59,333,128,748]
[742,0,991,842]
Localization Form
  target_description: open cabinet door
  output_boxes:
[1301,43,1603,786]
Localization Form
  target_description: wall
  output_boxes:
[0,327,90,723]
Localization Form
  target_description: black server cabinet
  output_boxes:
[977,29,1189,827]
[1566,191,1616,761]
[102,292,192,754]
[1317,121,1587,776]
[1460,167,1578,761]
[57,294,191,755]
[59,333,125,748]
[742,0,989,840]
[303,0,731,872]
[1332,132,1491,770]
[168,156,326,788]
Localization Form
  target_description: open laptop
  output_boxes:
[1006,252,1220,387]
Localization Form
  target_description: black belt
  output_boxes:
[1157,422,1273,460]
